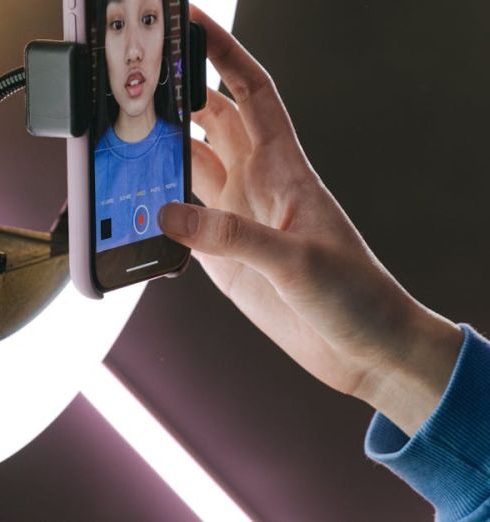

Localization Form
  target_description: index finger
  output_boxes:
[189,4,296,145]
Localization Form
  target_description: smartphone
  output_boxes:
[63,0,191,298]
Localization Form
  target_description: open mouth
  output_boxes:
[125,72,146,98]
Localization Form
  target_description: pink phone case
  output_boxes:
[63,0,190,299]
[63,0,103,299]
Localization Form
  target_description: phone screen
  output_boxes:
[87,0,190,290]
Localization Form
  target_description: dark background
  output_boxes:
[2,0,490,520]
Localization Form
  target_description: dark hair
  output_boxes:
[92,0,181,144]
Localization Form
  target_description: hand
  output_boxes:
[160,5,463,436]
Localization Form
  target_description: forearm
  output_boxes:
[354,303,464,437]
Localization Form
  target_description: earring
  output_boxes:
[159,57,170,86]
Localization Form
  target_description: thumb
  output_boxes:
[159,203,295,280]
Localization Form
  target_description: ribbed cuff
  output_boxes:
[364,324,490,521]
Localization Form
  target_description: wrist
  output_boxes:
[355,304,464,437]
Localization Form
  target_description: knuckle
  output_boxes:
[232,68,275,104]
[207,94,227,120]
[261,70,276,92]
[217,212,244,249]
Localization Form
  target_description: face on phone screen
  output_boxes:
[88,0,189,289]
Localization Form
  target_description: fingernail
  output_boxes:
[160,204,199,237]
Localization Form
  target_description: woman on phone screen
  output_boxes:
[94,0,184,253]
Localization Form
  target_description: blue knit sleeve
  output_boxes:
[364,324,490,521]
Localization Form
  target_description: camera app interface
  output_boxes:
[91,0,184,253]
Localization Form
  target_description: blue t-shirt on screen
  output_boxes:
[95,117,184,253]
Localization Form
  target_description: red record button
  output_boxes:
[133,205,150,235]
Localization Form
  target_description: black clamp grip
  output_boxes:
[190,22,207,112]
